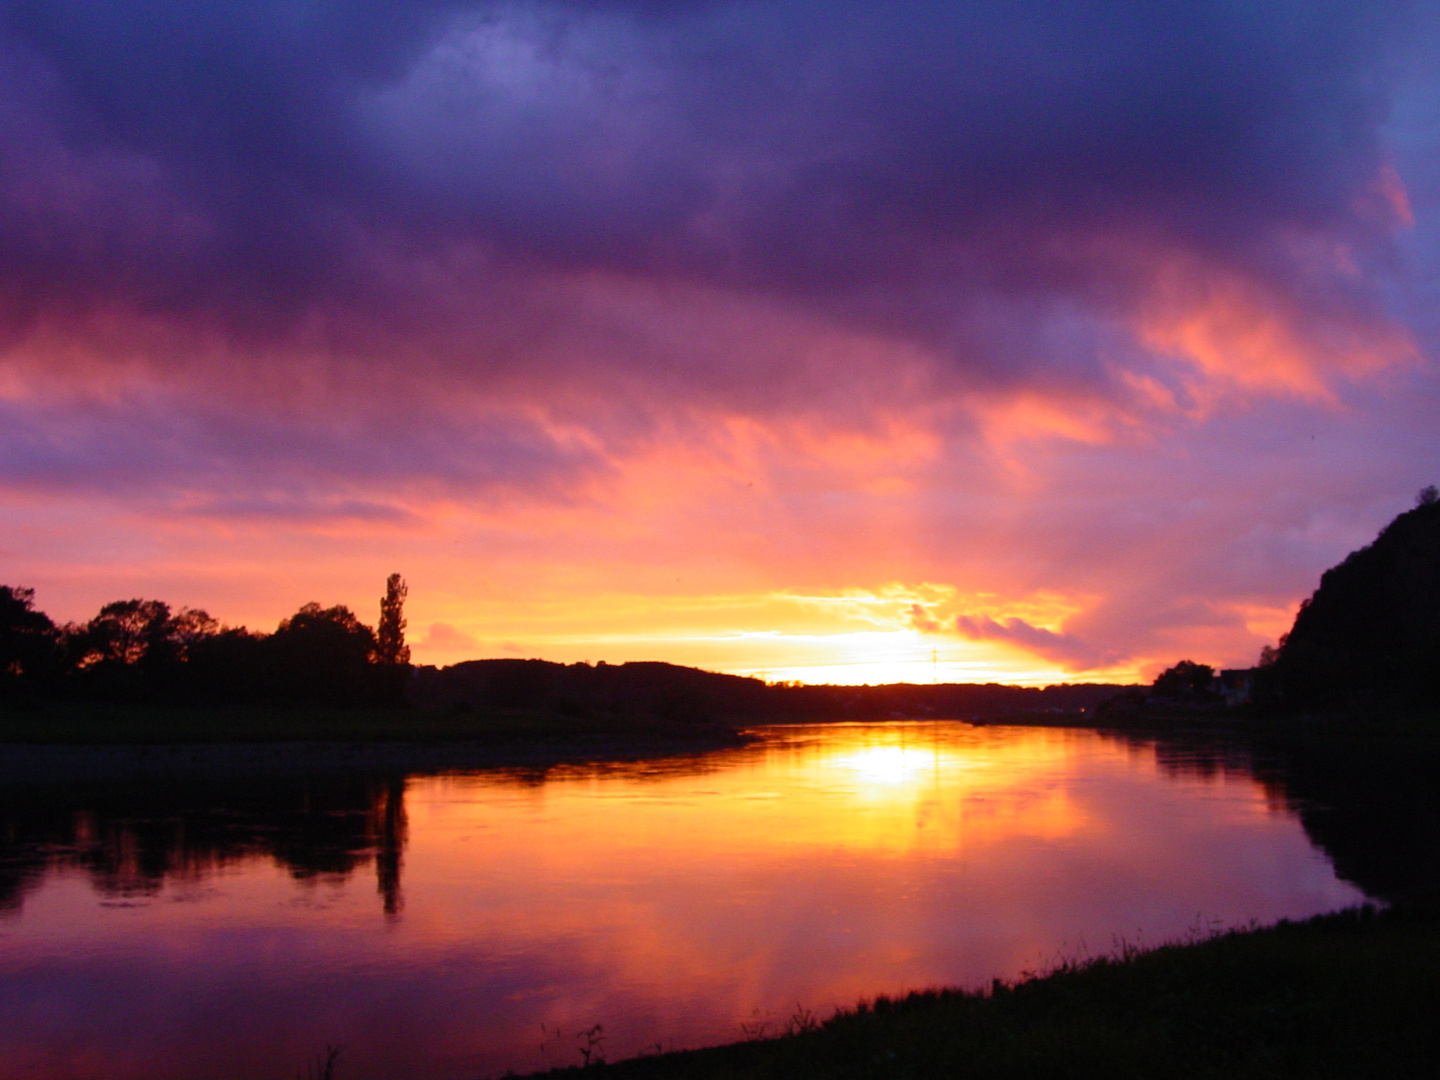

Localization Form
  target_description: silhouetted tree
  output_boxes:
[1152,660,1215,701]
[267,603,378,706]
[169,608,221,658]
[376,574,410,667]
[374,574,411,706]
[1418,484,1439,507]
[181,627,268,704]
[0,586,58,700]
[62,599,224,700]
[74,599,173,668]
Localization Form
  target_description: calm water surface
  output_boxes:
[0,723,1367,1079]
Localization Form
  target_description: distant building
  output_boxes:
[1214,669,1253,706]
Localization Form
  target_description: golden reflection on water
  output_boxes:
[412,724,1092,874]
[0,723,1367,1080]
[386,724,1354,1066]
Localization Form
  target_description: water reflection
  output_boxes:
[0,723,1420,1080]
[1,766,407,918]
[1141,728,1440,902]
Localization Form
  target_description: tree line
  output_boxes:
[1,575,411,708]
[4,575,1126,720]
[411,658,1121,724]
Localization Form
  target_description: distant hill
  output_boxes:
[1259,497,1440,715]
[411,658,1124,723]
[411,658,769,724]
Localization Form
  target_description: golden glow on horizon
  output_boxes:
[404,585,1147,685]
[410,624,1143,686]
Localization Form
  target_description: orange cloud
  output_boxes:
[1136,258,1417,408]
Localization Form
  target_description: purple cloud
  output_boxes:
[955,614,1124,671]
[0,0,1420,367]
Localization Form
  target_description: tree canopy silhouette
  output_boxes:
[0,586,58,699]
[1258,495,1440,714]
[267,603,379,706]
[1152,660,1215,702]
[0,579,416,710]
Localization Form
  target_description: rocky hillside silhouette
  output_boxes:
[1259,495,1440,714]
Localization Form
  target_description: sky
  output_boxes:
[3,0,1439,685]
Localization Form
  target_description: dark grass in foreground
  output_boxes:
[534,900,1440,1080]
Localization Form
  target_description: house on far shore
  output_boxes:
[1215,668,1253,707]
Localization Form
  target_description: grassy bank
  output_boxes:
[535,900,1440,1080]
[0,700,746,747]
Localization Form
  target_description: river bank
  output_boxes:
[0,699,750,754]
[529,898,1440,1080]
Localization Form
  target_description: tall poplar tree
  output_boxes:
[377,574,410,667]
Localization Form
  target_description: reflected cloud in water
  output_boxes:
[0,723,1409,1079]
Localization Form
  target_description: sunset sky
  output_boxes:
[3,0,1439,685]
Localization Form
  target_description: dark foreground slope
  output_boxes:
[532,901,1440,1080]
[1258,498,1440,715]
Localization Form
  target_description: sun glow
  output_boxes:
[410,624,1132,686]
[405,586,1148,686]
[829,745,943,786]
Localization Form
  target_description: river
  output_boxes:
[0,722,1375,1078]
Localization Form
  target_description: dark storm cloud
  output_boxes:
[0,0,1419,375]
[0,1,461,333]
